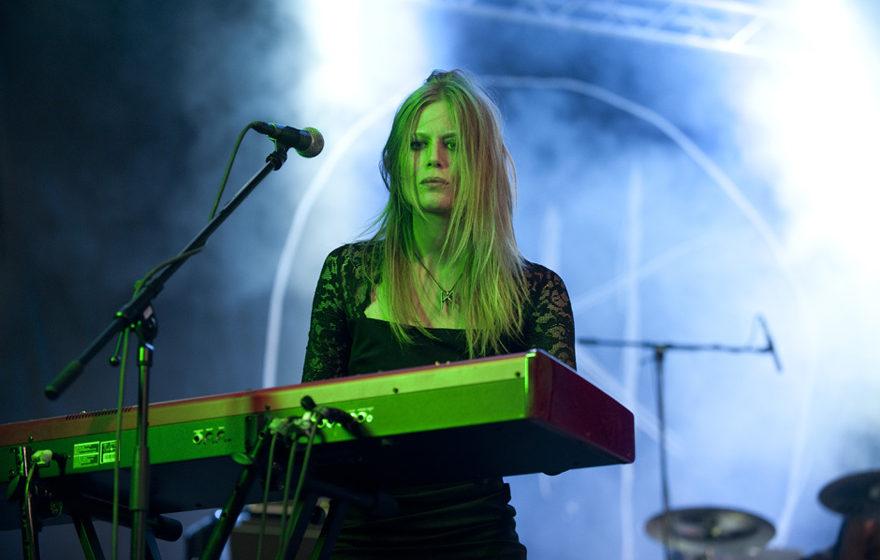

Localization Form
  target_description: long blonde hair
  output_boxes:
[370,69,528,357]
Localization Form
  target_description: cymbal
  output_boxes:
[646,507,776,555]
[819,469,880,518]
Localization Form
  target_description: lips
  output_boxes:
[420,177,448,186]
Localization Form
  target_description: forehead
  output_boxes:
[415,102,457,134]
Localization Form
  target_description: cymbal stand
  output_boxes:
[577,328,779,559]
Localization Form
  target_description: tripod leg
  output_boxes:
[312,500,349,560]
[145,530,163,560]
[279,491,320,560]
[199,463,258,560]
[72,513,106,560]
[200,422,273,560]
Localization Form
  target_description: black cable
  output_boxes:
[23,463,37,506]
[276,418,319,560]
[256,431,280,560]
[127,122,252,294]
[111,327,131,560]
[209,124,252,221]
[23,462,38,556]
[258,415,310,560]
[277,438,299,553]
[132,248,205,294]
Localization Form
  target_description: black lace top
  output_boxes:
[303,241,576,382]
[301,241,576,559]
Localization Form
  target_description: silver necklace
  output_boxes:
[416,258,462,312]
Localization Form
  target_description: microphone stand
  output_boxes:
[44,143,293,560]
[130,305,157,560]
[576,333,779,560]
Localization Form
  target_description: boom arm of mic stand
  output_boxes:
[44,146,290,400]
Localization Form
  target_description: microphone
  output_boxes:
[252,122,324,158]
[758,315,782,373]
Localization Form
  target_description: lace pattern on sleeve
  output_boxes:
[523,263,577,370]
[301,243,374,382]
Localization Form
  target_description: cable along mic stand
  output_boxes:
[578,325,780,560]
[38,141,296,560]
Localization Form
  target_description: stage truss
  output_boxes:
[415,0,797,58]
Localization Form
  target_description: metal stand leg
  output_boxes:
[200,422,273,560]
[279,490,321,560]
[72,513,106,560]
[281,479,394,560]
[311,499,349,560]
[145,531,162,560]
[70,505,169,560]
[132,307,158,560]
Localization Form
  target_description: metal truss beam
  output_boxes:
[411,0,795,59]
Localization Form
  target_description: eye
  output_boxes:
[410,140,426,151]
[445,139,457,151]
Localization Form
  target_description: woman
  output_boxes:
[302,69,575,558]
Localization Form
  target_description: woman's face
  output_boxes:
[407,101,460,217]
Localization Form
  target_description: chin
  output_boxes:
[418,197,454,216]
[420,207,453,217]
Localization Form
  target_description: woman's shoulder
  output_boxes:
[521,260,572,309]
[325,239,376,258]
[322,240,381,266]
[522,259,566,287]
[320,240,381,287]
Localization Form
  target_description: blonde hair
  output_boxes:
[369,69,528,357]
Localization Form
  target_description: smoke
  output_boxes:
[3,1,879,558]
[436,4,880,557]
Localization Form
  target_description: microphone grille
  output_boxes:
[298,127,324,158]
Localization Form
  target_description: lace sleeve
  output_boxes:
[302,246,352,382]
[523,264,577,370]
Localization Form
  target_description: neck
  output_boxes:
[412,213,451,269]
[410,213,467,316]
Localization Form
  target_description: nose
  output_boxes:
[426,141,445,168]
